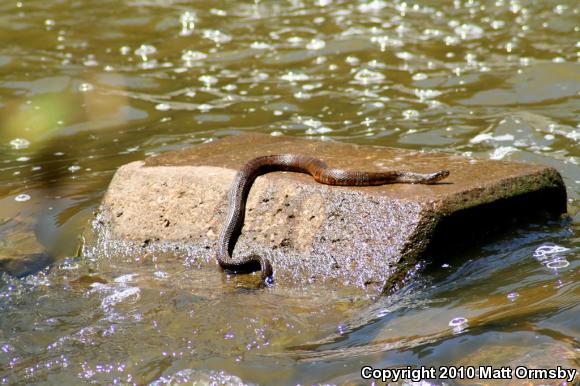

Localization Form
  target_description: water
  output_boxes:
[0,0,578,384]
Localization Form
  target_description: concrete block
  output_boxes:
[85,134,566,292]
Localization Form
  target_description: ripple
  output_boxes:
[546,259,570,270]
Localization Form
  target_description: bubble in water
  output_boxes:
[179,11,196,36]
[181,50,207,66]
[345,56,360,65]
[395,51,414,60]
[287,36,304,46]
[250,41,272,50]
[305,127,332,135]
[533,244,569,259]
[546,259,570,270]
[281,72,309,82]
[358,0,387,12]
[507,292,519,301]
[198,104,213,112]
[78,83,94,92]
[412,72,428,81]
[448,317,468,333]
[490,20,505,30]
[153,271,168,279]
[10,138,30,149]
[135,44,157,61]
[15,194,31,202]
[202,29,232,44]
[306,39,326,50]
[370,36,404,50]
[301,118,322,128]
[415,89,442,100]
[337,324,346,335]
[377,308,390,317]
[253,72,269,81]
[155,103,171,111]
[454,23,484,40]
[68,165,81,173]
[353,69,385,84]
[402,109,419,120]
[553,5,568,14]
[199,75,218,87]
[210,8,227,16]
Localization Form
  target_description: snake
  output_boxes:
[216,154,450,286]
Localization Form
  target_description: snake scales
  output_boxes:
[217,154,449,286]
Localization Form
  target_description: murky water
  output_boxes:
[0,0,578,384]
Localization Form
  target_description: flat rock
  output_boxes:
[85,134,566,292]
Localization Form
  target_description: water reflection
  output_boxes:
[0,0,578,384]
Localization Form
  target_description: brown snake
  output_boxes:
[217,154,449,286]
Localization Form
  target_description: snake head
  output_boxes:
[425,169,450,184]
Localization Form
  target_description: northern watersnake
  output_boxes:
[217,154,449,286]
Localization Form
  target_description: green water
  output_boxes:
[0,0,578,384]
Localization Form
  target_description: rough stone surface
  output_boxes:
[85,133,566,292]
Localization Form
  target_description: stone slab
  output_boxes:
[85,133,566,292]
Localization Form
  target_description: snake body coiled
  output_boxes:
[217,154,449,286]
